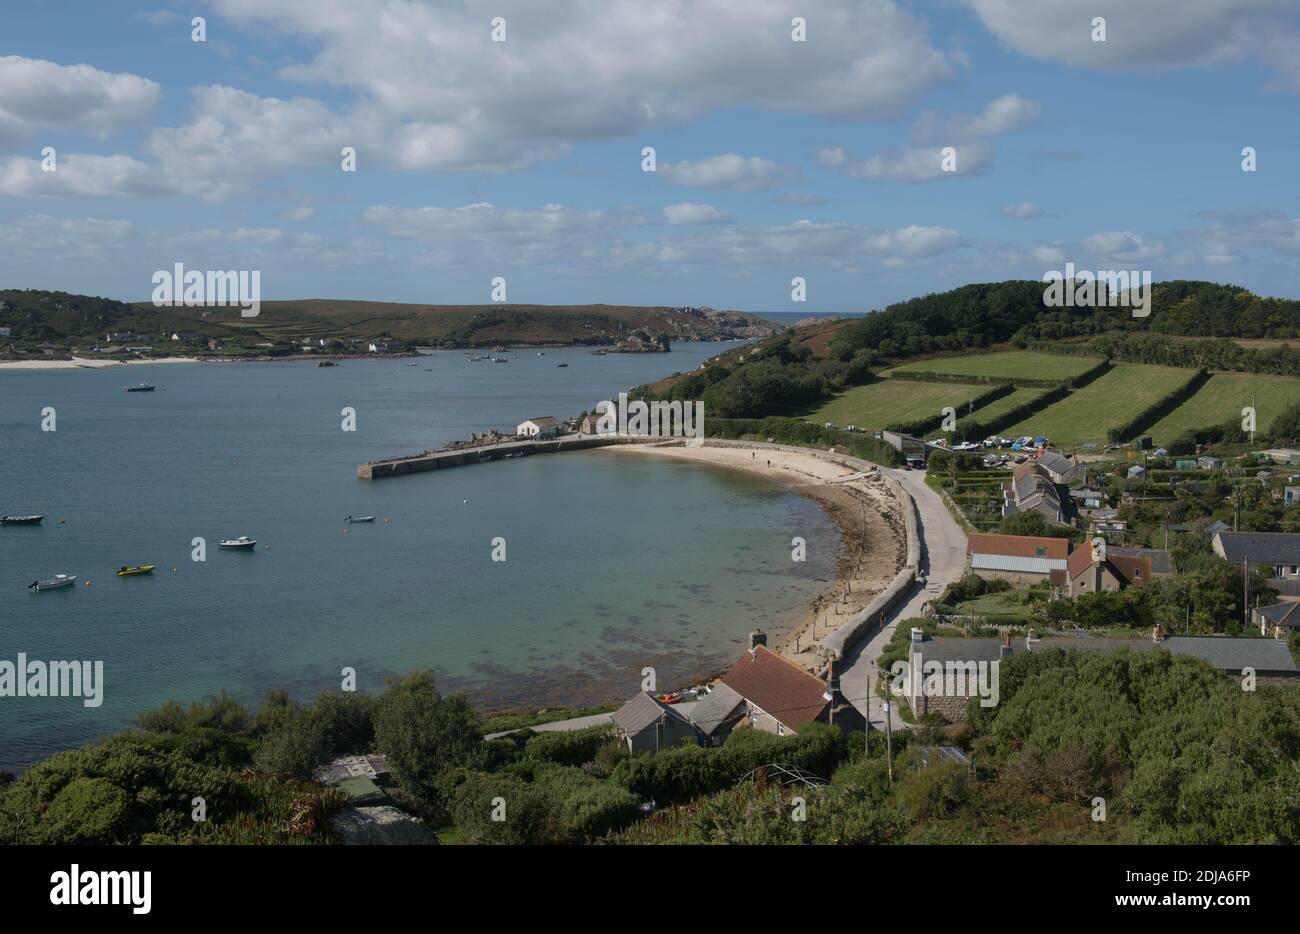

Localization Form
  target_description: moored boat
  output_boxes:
[125,384,156,392]
[1,515,44,525]
[29,574,76,591]
[218,536,257,549]
[346,515,376,523]
[117,565,155,577]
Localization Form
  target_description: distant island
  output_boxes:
[0,291,780,361]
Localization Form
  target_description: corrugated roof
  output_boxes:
[970,554,1064,574]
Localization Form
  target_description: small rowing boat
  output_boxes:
[117,565,155,577]
[29,574,76,591]
[346,515,376,524]
[218,536,257,549]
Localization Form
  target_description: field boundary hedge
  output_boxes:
[882,382,1016,436]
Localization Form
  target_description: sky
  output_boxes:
[1,0,1298,314]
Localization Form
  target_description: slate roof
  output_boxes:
[611,692,693,734]
[722,644,828,730]
[686,682,745,736]
[1215,531,1300,565]
[1110,547,1174,574]
[1257,602,1300,627]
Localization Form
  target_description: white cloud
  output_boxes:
[662,203,732,225]
[659,154,794,192]
[1082,230,1164,261]
[818,142,993,182]
[0,214,133,255]
[962,0,1300,86]
[0,154,176,198]
[0,56,160,145]
[1002,201,1045,219]
[199,0,951,172]
[911,94,1040,143]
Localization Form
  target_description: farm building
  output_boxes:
[966,533,1069,585]
[1035,450,1082,486]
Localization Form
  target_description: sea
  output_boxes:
[0,341,841,771]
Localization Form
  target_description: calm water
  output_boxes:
[0,344,839,771]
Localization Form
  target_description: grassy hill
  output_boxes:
[0,290,778,351]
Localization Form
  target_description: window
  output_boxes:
[1035,547,1046,557]
[1134,567,1142,578]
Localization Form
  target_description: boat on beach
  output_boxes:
[1,515,44,524]
[218,536,257,549]
[117,565,155,577]
[346,515,376,523]
[125,384,156,392]
[29,574,76,591]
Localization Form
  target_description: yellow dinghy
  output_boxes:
[117,565,155,577]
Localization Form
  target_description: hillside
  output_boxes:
[0,290,778,352]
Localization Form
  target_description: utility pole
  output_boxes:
[884,698,894,787]
[1244,555,1250,631]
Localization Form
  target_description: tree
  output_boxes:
[372,671,482,810]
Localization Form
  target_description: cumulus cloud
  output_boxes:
[662,202,732,225]
[0,154,177,198]
[911,94,1040,143]
[0,56,159,145]
[962,0,1300,86]
[198,0,951,173]
[818,142,993,182]
[659,155,794,192]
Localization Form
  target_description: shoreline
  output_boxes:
[601,442,907,674]
[0,355,202,371]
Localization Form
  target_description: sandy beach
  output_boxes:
[602,441,908,672]
[0,356,201,371]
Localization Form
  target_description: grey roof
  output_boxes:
[1215,531,1300,565]
[1110,547,1174,574]
[970,554,1064,574]
[686,682,745,736]
[1256,602,1300,627]
[910,637,1006,665]
[914,634,1298,676]
[1037,451,1078,480]
[611,692,692,734]
[1163,635,1298,674]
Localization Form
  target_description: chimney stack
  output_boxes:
[749,629,766,650]
[1000,630,1013,658]
[910,627,924,645]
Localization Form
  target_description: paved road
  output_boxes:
[839,466,968,733]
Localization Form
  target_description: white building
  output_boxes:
[517,416,560,439]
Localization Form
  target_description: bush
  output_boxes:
[372,671,482,812]
[522,725,615,767]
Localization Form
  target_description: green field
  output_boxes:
[885,349,1103,382]
[806,380,999,429]
[1000,364,1199,447]
[1145,373,1300,442]
[961,387,1049,426]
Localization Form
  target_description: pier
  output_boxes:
[358,433,642,479]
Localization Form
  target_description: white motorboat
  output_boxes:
[218,536,257,549]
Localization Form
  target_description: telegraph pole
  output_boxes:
[884,697,894,787]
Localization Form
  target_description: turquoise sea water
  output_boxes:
[0,345,839,771]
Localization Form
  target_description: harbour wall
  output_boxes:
[358,433,647,479]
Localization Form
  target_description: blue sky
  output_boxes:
[1,0,1298,313]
